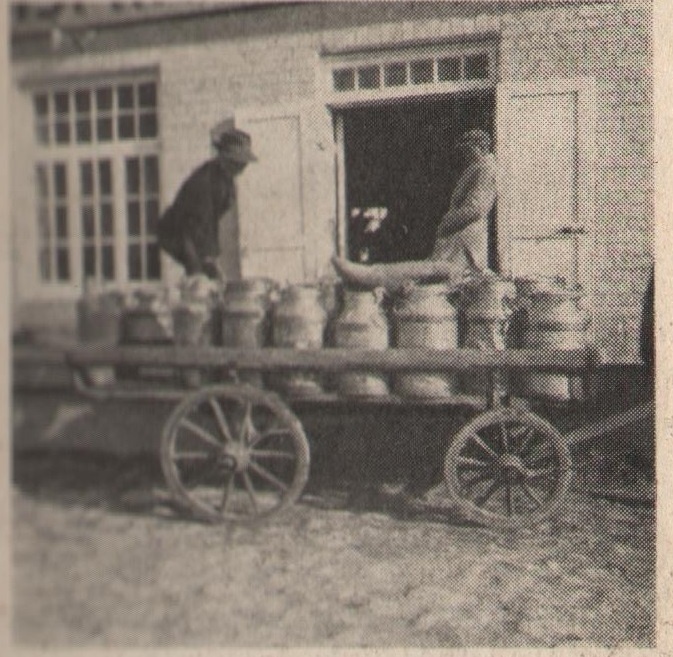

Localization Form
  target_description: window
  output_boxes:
[32,75,161,285]
[325,43,496,103]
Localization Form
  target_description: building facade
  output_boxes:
[10,1,653,363]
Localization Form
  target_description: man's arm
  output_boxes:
[435,166,496,238]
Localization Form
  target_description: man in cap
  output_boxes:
[157,120,257,279]
[332,129,497,289]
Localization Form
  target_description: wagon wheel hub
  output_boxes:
[221,442,251,473]
[496,454,526,481]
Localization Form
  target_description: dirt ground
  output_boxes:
[12,405,655,649]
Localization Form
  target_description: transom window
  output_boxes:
[324,42,496,104]
[32,73,161,287]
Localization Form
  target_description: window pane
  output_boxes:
[464,53,489,80]
[384,62,406,87]
[54,91,69,115]
[56,247,70,280]
[138,82,156,108]
[118,114,135,139]
[147,243,161,280]
[97,117,112,141]
[127,202,140,236]
[55,121,70,144]
[36,165,49,198]
[99,160,112,195]
[144,156,159,193]
[56,205,68,238]
[83,246,96,277]
[438,57,461,81]
[34,94,48,117]
[75,90,91,113]
[126,158,140,194]
[333,68,355,92]
[38,205,50,239]
[54,163,67,197]
[101,203,114,236]
[117,84,135,109]
[102,245,115,280]
[36,123,50,145]
[145,199,159,235]
[410,59,433,84]
[80,161,93,196]
[96,87,113,111]
[40,248,51,280]
[76,119,92,143]
[139,113,157,138]
[358,66,380,89]
[82,205,95,238]
[128,244,142,280]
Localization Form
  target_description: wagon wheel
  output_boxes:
[444,408,572,529]
[161,385,310,524]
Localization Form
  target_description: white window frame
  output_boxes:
[28,71,163,296]
[321,40,498,108]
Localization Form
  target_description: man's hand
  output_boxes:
[202,258,223,281]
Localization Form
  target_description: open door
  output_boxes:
[235,103,337,283]
[496,79,595,293]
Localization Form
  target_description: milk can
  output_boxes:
[460,277,517,396]
[77,283,125,386]
[221,278,276,385]
[271,283,327,396]
[332,288,390,396]
[392,282,459,398]
[121,289,174,344]
[519,288,591,401]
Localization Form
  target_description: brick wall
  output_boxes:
[10,1,653,362]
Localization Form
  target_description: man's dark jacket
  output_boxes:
[157,159,234,274]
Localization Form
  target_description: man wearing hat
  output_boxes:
[332,129,497,290]
[157,120,257,278]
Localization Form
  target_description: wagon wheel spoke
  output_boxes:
[474,478,503,506]
[172,450,213,461]
[500,422,510,453]
[239,400,254,444]
[467,433,498,460]
[516,426,535,456]
[208,398,234,444]
[179,418,222,450]
[218,472,236,515]
[241,470,260,514]
[456,456,492,469]
[504,482,514,516]
[525,465,558,480]
[250,449,296,461]
[461,471,495,492]
[518,481,545,508]
[248,460,290,493]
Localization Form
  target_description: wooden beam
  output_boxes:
[66,345,598,373]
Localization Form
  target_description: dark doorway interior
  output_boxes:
[341,91,495,264]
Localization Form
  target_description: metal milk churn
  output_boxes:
[459,277,518,396]
[77,281,125,386]
[271,283,327,396]
[519,287,591,401]
[332,288,390,396]
[221,278,275,386]
[121,288,174,344]
[392,282,459,398]
[173,275,223,387]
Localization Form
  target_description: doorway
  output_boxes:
[338,91,495,265]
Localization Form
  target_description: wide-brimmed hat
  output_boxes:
[211,120,257,163]
[457,129,491,152]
